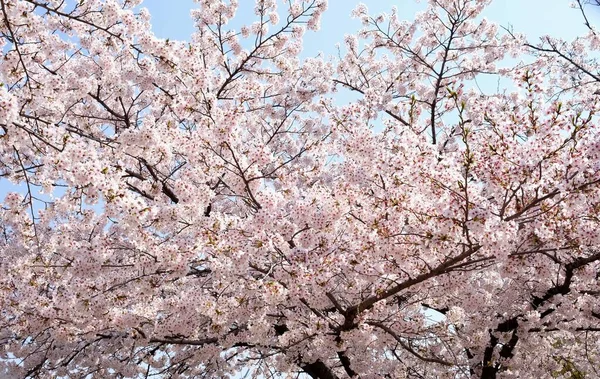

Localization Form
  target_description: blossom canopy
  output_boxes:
[1,0,600,378]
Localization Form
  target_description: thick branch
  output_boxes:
[301,360,339,379]
[343,245,481,329]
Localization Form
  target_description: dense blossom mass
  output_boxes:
[1,0,600,377]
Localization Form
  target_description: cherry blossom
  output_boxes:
[2,0,600,378]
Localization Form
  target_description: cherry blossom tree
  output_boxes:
[2,0,600,377]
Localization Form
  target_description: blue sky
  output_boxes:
[141,0,595,107]
[143,0,593,56]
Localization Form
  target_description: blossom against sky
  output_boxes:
[143,0,593,56]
